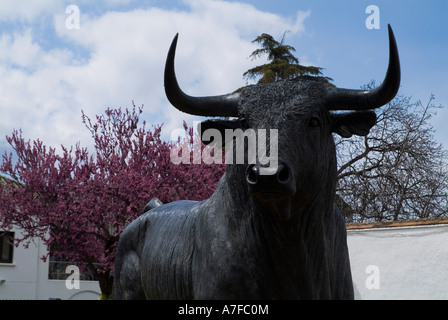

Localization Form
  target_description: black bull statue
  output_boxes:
[114,25,400,299]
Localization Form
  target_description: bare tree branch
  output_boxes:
[336,83,448,223]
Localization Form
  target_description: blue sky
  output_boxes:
[0,0,447,156]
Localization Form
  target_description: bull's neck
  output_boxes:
[216,167,339,298]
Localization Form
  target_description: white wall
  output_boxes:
[3,223,448,300]
[0,227,100,300]
[347,223,448,300]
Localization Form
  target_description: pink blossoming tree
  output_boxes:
[0,105,225,297]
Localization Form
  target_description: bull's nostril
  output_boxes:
[277,165,290,183]
[246,165,259,184]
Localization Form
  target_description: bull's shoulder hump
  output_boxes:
[121,200,204,251]
[135,200,205,229]
[143,200,203,217]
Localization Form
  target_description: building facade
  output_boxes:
[0,227,100,300]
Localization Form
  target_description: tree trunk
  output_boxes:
[97,271,114,299]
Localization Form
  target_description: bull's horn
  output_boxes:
[326,24,400,110]
[164,33,240,117]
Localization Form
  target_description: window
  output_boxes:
[0,231,14,264]
[48,257,98,281]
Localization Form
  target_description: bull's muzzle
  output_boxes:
[246,163,296,196]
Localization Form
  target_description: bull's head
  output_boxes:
[164,25,400,219]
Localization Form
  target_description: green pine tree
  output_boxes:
[243,32,333,85]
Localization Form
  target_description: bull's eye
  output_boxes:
[308,117,320,128]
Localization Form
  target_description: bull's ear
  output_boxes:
[198,119,243,146]
[330,111,377,138]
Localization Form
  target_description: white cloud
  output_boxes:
[0,0,310,153]
[0,0,138,22]
[0,0,63,21]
